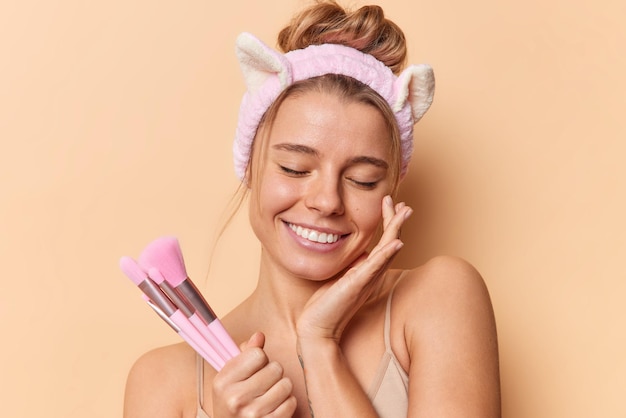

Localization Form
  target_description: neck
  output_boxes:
[246,250,329,336]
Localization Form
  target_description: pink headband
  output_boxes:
[233,32,435,180]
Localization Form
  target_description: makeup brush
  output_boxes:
[142,295,222,370]
[119,256,225,370]
[148,267,231,362]
[137,236,240,357]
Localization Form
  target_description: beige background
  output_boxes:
[1,0,624,416]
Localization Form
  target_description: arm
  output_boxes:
[403,256,501,417]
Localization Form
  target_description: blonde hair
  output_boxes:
[277,0,407,74]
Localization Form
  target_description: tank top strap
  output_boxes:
[195,352,212,418]
[383,271,408,352]
[196,353,205,411]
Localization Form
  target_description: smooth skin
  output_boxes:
[124,92,500,418]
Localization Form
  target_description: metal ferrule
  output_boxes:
[146,300,180,333]
[138,279,176,317]
[158,280,194,317]
[176,279,217,323]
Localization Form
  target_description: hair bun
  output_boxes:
[277,1,407,74]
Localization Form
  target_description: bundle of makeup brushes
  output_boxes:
[120,236,239,371]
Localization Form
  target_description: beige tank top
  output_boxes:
[196,283,409,418]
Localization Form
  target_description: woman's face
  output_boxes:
[249,90,395,281]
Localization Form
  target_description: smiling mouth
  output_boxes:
[288,223,341,244]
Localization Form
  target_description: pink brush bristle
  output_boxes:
[119,256,148,286]
[138,236,188,287]
[147,267,166,284]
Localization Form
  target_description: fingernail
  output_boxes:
[395,241,404,251]
[404,208,413,220]
[384,195,393,206]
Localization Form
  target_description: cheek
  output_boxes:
[255,172,300,217]
[348,194,384,233]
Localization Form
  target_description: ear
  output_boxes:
[235,32,292,93]
[393,64,435,122]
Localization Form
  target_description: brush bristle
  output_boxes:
[119,256,148,286]
[138,236,188,287]
[148,267,166,285]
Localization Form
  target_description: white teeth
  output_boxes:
[289,224,339,244]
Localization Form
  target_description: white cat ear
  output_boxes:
[393,64,435,122]
[235,32,292,93]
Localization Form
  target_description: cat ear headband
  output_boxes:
[233,32,435,180]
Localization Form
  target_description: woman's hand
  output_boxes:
[295,195,412,342]
[212,332,297,418]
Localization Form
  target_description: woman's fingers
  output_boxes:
[382,195,396,229]
[370,196,412,258]
[266,394,298,418]
[329,196,411,295]
[244,376,296,416]
[343,197,411,291]
[220,347,268,383]
[349,239,403,286]
[213,332,295,417]
[220,364,290,415]
[241,360,286,398]
[240,331,265,351]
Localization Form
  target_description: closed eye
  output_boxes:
[348,178,378,189]
[280,165,308,176]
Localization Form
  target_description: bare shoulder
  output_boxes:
[394,255,494,319]
[391,256,501,417]
[393,255,498,350]
[124,342,197,417]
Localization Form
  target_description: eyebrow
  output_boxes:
[349,156,388,169]
[272,143,319,156]
[272,142,388,169]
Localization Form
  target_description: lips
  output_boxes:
[288,223,341,244]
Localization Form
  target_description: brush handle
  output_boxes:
[158,279,235,362]
[140,265,239,363]
[175,280,240,358]
[208,319,241,358]
[188,314,233,362]
[178,330,219,370]
[170,310,225,370]
[145,300,224,371]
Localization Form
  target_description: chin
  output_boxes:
[285,257,354,283]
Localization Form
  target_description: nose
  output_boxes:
[304,174,345,216]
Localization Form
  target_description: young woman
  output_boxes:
[123,2,501,417]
